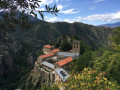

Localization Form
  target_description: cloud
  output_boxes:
[45,11,120,23]
[60,9,79,14]
[82,11,120,22]
[57,5,64,10]
[46,17,61,22]
[94,0,105,3]
[45,16,78,23]
[56,0,58,2]
[39,0,54,6]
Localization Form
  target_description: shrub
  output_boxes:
[56,68,119,90]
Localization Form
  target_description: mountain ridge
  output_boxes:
[98,22,120,28]
[13,20,112,49]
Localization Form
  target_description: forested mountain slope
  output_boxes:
[14,21,112,49]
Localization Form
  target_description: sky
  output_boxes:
[38,0,120,25]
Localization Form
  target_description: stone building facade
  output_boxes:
[72,40,80,53]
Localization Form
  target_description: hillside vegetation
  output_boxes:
[13,21,112,49]
[39,27,120,90]
[58,27,120,90]
[0,20,114,90]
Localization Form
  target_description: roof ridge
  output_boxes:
[56,57,72,66]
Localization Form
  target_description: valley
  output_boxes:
[0,20,119,90]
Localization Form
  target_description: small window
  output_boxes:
[74,46,75,48]
[77,46,78,48]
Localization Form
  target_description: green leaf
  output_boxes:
[39,11,44,20]
[53,4,56,10]
[45,5,47,10]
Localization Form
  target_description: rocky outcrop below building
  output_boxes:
[23,62,53,90]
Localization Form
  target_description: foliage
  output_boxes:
[71,50,94,72]
[92,27,120,84]
[0,41,33,90]
[0,0,59,30]
[13,21,112,50]
[72,35,79,40]
[70,42,94,72]
[0,73,23,90]
[56,68,119,90]
[53,42,61,48]
[110,27,120,44]
[60,41,72,51]
[40,83,59,90]
[93,51,120,84]
[108,26,120,51]
[80,41,94,55]
[36,50,44,56]
[0,0,59,19]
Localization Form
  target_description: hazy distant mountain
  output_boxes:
[98,22,120,28]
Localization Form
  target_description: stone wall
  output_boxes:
[24,61,56,89]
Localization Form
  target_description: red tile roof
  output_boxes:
[44,45,52,49]
[56,57,72,66]
[69,50,72,52]
[52,49,60,53]
[40,53,54,59]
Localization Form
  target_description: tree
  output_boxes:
[80,41,93,55]
[108,27,120,51]
[60,41,72,51]
[0,0,59,30]
[41,83,59,90]
[54,42,61,48]
[93,51,120,84]
[71,50,93,72]
[92,27,120,84]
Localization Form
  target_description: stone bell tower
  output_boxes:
[72,40,80,53]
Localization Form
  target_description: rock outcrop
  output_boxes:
[24,62,54,90]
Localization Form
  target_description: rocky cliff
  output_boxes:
[24,67,42,90]
[0,31,22,76]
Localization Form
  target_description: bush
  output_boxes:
[56,68,119,90]
[93,51,120,84]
